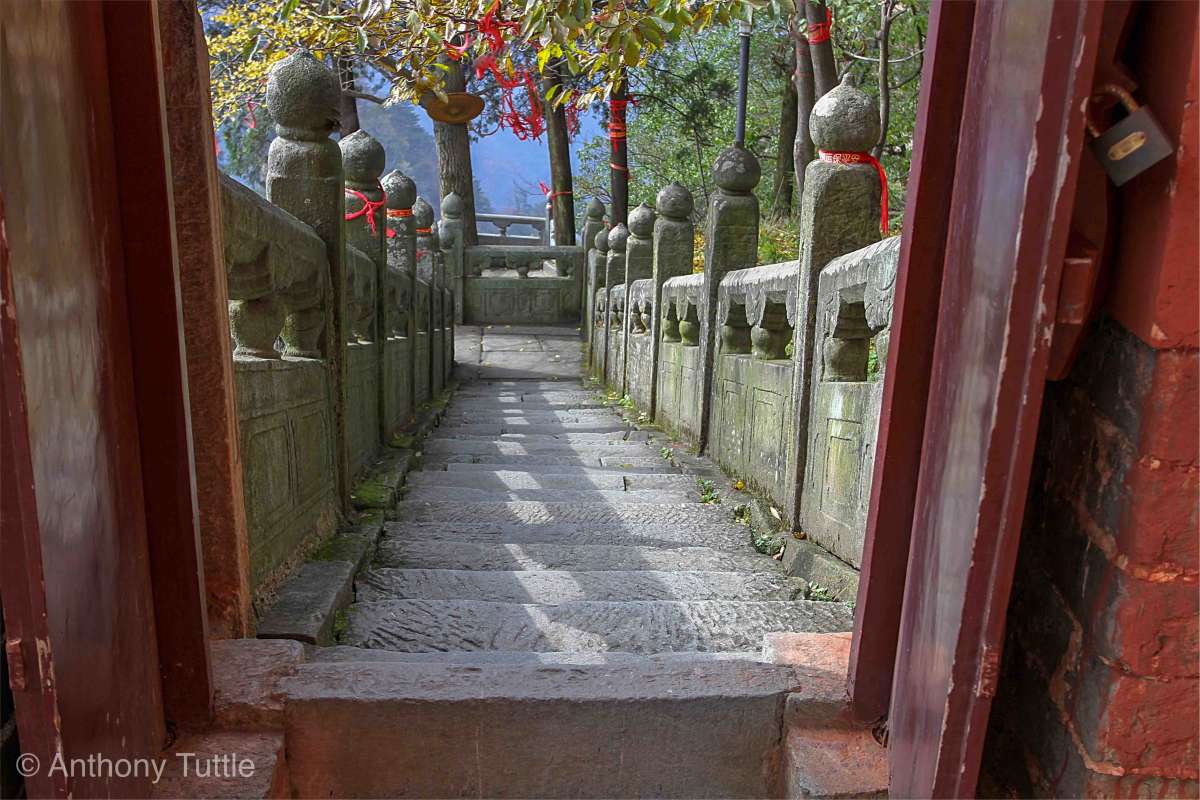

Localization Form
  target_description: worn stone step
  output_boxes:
[424,438,652,455]
[308,646,763,666]
[422,454,679,471]
[380,520,751,550]
[357,568,805,603]
[431,422,632,437]
[402,487,698,504]
[392,499,731,526]
[343,598,853,653]
[406,469,696,491]
[282,659,798,798]
[432,431,648,443]
[374,540,778,573]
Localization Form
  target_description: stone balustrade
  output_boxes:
[580,77,893,573]
[219,52,455,601]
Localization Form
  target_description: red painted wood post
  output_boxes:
[846,0,975,723]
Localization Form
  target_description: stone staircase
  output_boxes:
[272,328,871,798]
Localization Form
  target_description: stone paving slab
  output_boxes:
[403,487,698,504]
[424,454,675,470]
[308,647,763,665]
[257,560,356,645]
[381,520,751,550]
[392,499,732,525]
[357,568,805,603]
[405,470,627,490]
[440,460,680,474]
[422,439,654,456]
[434,422,632,435]
[374,541,779,573]
[344,599,853,653]
[435,431,651,443]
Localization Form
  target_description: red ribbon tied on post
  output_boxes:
[818,150,889,235]
[344,187,388,235]
[384,207,412,239]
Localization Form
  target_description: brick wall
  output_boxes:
[982,316,1198,798]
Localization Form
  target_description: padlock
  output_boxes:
[1086,85,1174,186]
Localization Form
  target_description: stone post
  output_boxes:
[698,146,761,451]
[439,193,465,324]
[649,183,695,418]
[341,130,387,443]
[382,169,417,429]
[265,52,350,508]
[604,223,629,391]
[623,204,656,395]
[414,197,436,284]
[590,227,610,382]
[581,198,606,346]
[785,78,883,523]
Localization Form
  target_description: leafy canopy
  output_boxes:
[206,0,783,125]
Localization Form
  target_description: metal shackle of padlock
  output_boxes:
[1086,84,1174,186]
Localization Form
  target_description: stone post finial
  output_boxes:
[441,192,465,219]
[383,170,417,211]
[266,52,340,139]
[586,197,605,221]
[656,182,695,222]
[340,130,385,185]
[607,223,629,253]
[809,80,881,153]
[595,226,610,253]
[711,145,762,197]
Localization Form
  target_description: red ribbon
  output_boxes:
[806,7,833,44]
[819,150,889,234]
[344,187,388,235]
[539,181,572,201]
[415,227,433,235]
[385,207,412,239]
[476,0,518,53]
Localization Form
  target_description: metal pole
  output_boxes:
[734,16,752,147]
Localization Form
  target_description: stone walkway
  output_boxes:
[332,325,852,662]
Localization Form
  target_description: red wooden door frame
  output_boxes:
[847,0,976,723]
[886,1,1105,797]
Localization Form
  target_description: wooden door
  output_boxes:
[887,1,1104,797]
[0,1,167,796]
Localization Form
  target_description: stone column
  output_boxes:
[623,204,656,395]
[698,146,760,451]
[265,52,350,508]
[590,227,610,382]
[382,169,417,429]
[784,79,883,523]
[604,223,629,391]
[341,130,387,442]
[649,183,695,419]
[439,193,465,324]
[581,198,606,346]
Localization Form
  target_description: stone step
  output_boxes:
[381,520,751,550]
[343,599,853,653]
[392,499,731,526]
[281,659,799,798]
[423,454,678,470]
[308,646,763,666]
[436,460,680,474]
[401,487,698,504]
[374,540,779,573]
[432,430,649,443]
[357,568,805,603]
[431,422,632,436]
[405,469,698,491]
[424,438,657,455]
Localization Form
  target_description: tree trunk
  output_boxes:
[771,43,798,217]
[805,0,838,97]
[433,58,478,244]
[609,78,629,226]
[542,59,576,246]
[793,25,816,202]
[338,59,360,137]
[873,1,895,160]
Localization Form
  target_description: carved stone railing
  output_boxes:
[456,243,586,324]
[221,52,455,603]
[219,174,338,594]
[798,236,899,568]
[656,273,705,442]
[476,212,548,246]
[709,261,801,506]
[626,278,655,411]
